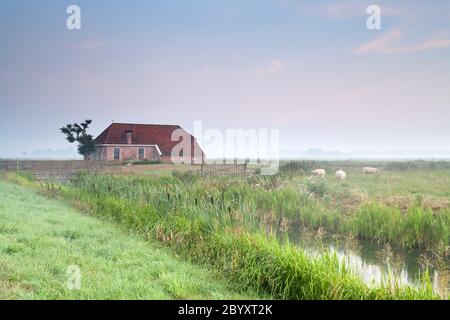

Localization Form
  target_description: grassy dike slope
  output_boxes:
[0,181,262,299]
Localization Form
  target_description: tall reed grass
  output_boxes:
[354,203,449,249]
[65,172,449,250]
[42,172,440,299]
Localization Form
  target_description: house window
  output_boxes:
[114,147,120,160]
[95,149,101,160]
[138,148,145,160]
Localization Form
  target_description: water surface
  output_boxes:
[280,226,449,297]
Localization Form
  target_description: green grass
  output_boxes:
[42,172,438,299]
[353,203,449,248]
[240,168,450,250]
[323,169,450,198]
[123,160,162,165]
[0,180,262,299]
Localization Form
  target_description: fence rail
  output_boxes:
[200,162,248,176]
[0,160,121,171]
[0,160,121,181]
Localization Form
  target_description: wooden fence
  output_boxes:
[200,162,248,176]
[0,160,121,182]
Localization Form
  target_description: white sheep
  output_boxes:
[311,168,326,177]
[363,167,379,174]
[335,170,347,180]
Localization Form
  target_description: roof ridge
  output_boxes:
[111,122,181,127]
[104,123,113,143]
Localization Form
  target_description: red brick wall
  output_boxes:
[94,145,204,163]
[94,146,160,161]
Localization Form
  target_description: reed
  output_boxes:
[46,172,439,300]
[353,203,450,249]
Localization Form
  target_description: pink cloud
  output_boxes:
[354,30,450,54]
[243,60,284,77]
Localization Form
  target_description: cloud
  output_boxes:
[354,30,403,54]
[354,30,450,54]
[243,60,284,77]
[279,0,450,55]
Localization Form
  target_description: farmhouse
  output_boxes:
[93,123,204,164]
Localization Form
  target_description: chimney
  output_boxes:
[125,130,133,144]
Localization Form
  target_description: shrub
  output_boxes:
[123,160,162,166]
[306,177,328,197]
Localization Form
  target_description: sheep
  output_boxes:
[311,169,326,177]
[363,167,379,174]
[335,170,347,180]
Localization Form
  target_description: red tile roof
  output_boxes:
[94,123,202,156]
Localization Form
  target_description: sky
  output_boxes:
[0,0,449,157]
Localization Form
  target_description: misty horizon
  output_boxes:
[3,145,450,160]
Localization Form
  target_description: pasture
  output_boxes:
[101,159,450,297]
[1,159,449,299]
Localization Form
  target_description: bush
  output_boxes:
[306,177,328,197]
[123,160,162,166]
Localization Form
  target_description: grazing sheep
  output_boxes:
[335,170,347,180]
[363,167,379,174]
[311,169,326,177]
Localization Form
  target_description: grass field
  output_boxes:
[107,163,450,251]
[2,159,448,300]
[41,171,439,299]
[325,170,450,198]
[301,169,450,214]
[0,180,262,299]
